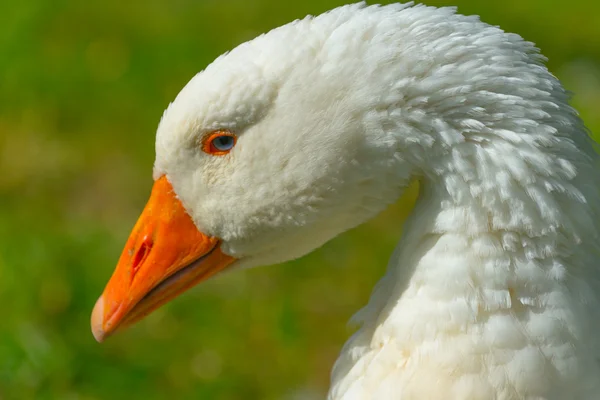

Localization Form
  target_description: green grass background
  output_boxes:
[1,0,599,399]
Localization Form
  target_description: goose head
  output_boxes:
[91,4,420,341]
[91,2,578,345]
[89,4,600,399]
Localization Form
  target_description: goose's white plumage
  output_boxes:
[93,3,600,399]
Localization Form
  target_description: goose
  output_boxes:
[90,3,600,399]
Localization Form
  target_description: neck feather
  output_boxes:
[313,4,600,398]
[330,177,600,399]
[329,106,600,399]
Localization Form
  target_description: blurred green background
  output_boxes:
[1,0,599,399]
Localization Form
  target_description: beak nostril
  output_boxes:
[131,235,153,279]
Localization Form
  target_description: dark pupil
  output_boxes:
[214,136,233,150]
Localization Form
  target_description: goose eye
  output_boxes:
[203,131,237,155]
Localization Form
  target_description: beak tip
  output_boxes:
[91,295,106,343]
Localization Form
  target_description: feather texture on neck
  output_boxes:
[327,5,600,398]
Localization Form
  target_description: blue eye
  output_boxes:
[213,135,235,151]
[203,131,237,155]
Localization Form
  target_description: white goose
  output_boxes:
[91,3,600,399]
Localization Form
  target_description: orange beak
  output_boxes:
[91,176,236,342]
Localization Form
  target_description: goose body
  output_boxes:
[92,3,600,399]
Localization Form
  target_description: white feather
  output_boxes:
[154,3,600,399]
